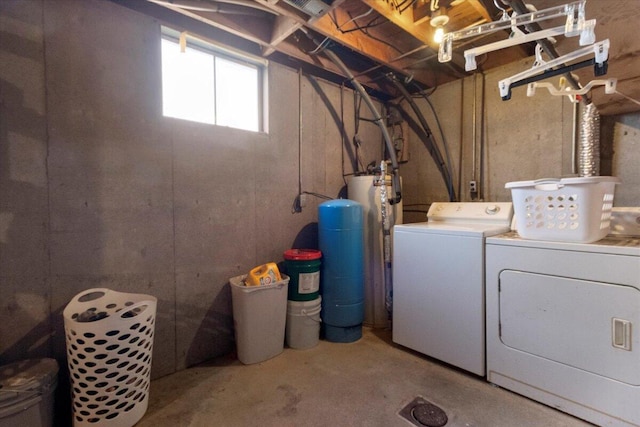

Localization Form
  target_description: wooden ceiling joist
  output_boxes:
[254,0,436,85]
[264,15,302,56]
[359,0,438,47]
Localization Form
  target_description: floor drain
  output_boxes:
[411,403,448,427]
[399,397,448,427]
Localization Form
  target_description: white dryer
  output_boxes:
[486,228,640,426]
[392,202,513,376]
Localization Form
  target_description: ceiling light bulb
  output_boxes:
[434,26,445,43]
[430,13,449,44]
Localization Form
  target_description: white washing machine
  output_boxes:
[486,215,640,426]
[392,202,513,376]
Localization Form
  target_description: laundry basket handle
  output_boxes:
[118,300,154,319]
[71,288,112,307]
[532,178,563,191]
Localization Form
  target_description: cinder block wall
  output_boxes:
[0,0,385,381]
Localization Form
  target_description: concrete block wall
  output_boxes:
[0,0,385,385]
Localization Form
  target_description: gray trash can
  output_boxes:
[0,358,58,427]
[230,274,289,364]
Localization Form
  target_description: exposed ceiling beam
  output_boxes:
[261,1,351,57]
[140,2,340,77]
[263,15,302,56]
[149,1,274,47]
[356,0,471,76]
[466,0,492,23]
[125,0,402,96]
[359,0,437,48]
[254,0,437,86]
[313,7,400,64]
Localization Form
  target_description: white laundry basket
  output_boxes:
[507,176,620,243]
[63,288,157,427]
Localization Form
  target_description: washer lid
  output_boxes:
[0,358,58,406]
[395,221,510,237]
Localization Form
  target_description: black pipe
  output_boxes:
[299,28,402,204]
[393,103,458,202]
[387,75,457,202]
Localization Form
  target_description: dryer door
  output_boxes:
[499,270,640,385]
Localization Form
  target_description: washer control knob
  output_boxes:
[485,205,500,215]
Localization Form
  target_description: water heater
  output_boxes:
[348,175,403,329]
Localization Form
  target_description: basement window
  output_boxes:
[160,27,266,132]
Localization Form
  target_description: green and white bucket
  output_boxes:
[283,249,322,301]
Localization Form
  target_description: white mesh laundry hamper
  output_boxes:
[63,288,157,427]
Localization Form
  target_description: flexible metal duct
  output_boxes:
[578,102,600,177]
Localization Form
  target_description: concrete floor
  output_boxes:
[137,328,592,427]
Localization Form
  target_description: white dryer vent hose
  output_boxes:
[578,102,600,177]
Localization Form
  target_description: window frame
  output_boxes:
[160,26,268,133]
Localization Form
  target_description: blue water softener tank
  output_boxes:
[318,199,364,343]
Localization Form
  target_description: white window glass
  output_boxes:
[161,38,215,125]
[215,57,259,132]
[160,28,266,132]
